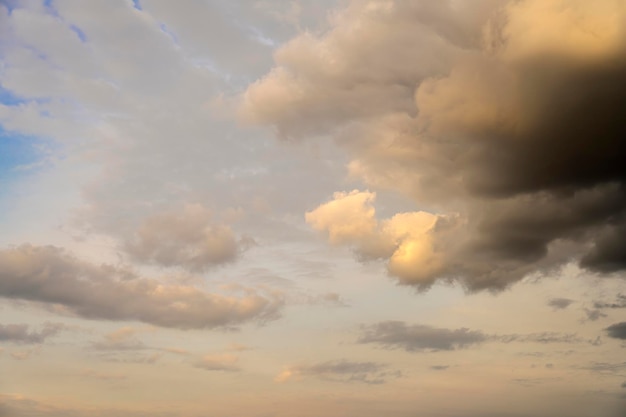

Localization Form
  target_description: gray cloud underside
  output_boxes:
[0,245,284,329]
[358,321,487,351]
[358,321,592,352]
[0,322,65,344]
[605,322,626,340]
[595,294,626,310]
[245,0,626,290]
[548,298,574,310]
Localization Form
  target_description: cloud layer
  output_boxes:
[0,245,284,329]
[246,0,626,290]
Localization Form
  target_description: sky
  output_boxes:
[0,1,625,416]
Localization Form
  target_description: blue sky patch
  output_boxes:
[0,126,55,183]
[0,86,27,106]
[69,24,87,42]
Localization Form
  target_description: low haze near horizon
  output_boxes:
[0,1,625,416]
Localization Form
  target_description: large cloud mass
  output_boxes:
[246,0,626,290]
[0,245,284,329]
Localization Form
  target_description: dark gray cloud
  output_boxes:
[0,323,65,344]
[605,322,626,340]
[245,0,626,290]
[279,359,398,384]
[0,245,284,329]
[358,321,487,351]
[548,298,574,310]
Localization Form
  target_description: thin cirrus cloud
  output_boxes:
[0,245,284,329]
[244,0,626,291]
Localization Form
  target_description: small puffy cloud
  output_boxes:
[358,321,487,352]
[547,298,575,310]
[0,244,284,329]
[275,359,397,385]
[125,204,253,272]
[0,322,65,344]
[605,322,626,340]
[306,190,442,287]
[194,353,240,372]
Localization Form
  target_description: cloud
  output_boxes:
[581,362,626,374]
[594,294,626,310]
[605,322,626,340]
[247,0,626,290]
[194,353,240,372]
[124,204,254,272]
[275,359,397,384]
[0,322,65,344]
[358,321,487,351]
[430,365,449,371]
[495,333,586,344]
[0,244,284,329]
[548,298,574,310]
[241,0,502,137]
[359,321,591,352]
[306,190,443,287]
[585,309,608,322]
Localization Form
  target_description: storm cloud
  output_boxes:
[246,0,626,290]
[0,245,284,329]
